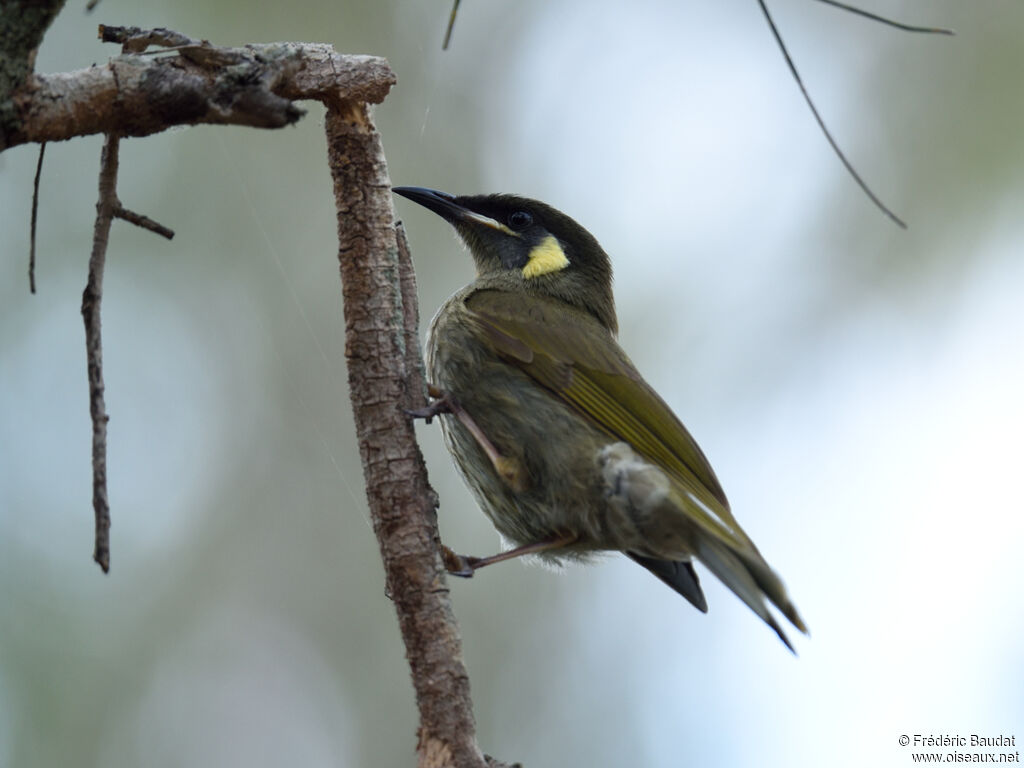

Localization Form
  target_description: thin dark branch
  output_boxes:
[29,142,46,294]
[77,132,170,574]
[113,205,174,239]
[814,0,954,35]
[443,0,462,50]
[757,0,907,228]
[82,133,120,574]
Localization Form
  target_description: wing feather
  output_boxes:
[466,290,746,547]
[464,289,807,640]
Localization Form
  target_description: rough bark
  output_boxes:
[2,29,395,150]
[0,0,66,146]
[326,101,503,768]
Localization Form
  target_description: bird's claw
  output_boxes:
[441,544,478,578]
[406,384,452,424]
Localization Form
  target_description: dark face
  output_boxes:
[394,188,618,331]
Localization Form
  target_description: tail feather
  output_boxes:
[740,546,808,635]
[697,538,807,653]
[627,552,708,613]
[599,441,806,649]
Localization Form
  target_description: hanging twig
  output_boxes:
[29,142,46,294]
[81,133,120,574]
[79,129,174,573]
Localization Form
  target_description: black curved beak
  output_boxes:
[393,187,466,224]
[393,186,516,236]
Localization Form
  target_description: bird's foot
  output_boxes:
[405,384,451,423]
[441,545,478,578]
[440,532,579,578]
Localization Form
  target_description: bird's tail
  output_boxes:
[599,441,806,650]
[627,552,708,614]
[696,536,808,653]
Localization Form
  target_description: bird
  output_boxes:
[393,186,807,650]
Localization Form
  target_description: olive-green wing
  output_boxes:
[464,289,807,644]
[464,289,749,547]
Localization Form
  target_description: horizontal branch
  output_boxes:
[3,33,394,150]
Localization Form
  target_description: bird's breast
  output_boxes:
[425,292,615,549]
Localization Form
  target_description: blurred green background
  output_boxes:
[2,1,1022,766]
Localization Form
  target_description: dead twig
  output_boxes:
[113,205,174,240]
[82,132,119,574]
[4,30,392,151]
[29,142,45,293]
[79,130,174,573]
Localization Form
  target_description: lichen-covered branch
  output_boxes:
[2,27,394,151]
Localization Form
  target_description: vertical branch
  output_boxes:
[396,221,450,579]
[396,222,428,412]
[324,101,492,768]
[82,133,119,573]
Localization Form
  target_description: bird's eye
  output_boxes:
[508,211,533,229]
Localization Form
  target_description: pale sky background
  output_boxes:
[1,1,1022,767]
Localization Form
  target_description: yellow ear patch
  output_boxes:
[522,235,569,279]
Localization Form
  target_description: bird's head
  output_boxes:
[394,187,617,333]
